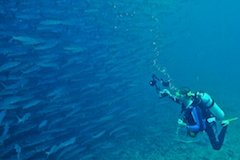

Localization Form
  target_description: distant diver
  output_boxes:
[149,74,238,150]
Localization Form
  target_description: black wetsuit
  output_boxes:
[183,100,228,150]
[205,120,228,150]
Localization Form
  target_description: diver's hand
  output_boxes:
[159,89,170,97]
[221,120,230,127]
[178,119,187,126]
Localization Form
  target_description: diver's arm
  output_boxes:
[178,119,187,126]
[159,89,181,104]
[187,107,200,132]
[158,89,170,98]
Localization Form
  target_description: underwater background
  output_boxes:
[0,0,240,159]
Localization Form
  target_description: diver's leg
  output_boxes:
[205,122,222,150]
[217,125,228,147]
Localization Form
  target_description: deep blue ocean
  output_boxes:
[0,0,240,160]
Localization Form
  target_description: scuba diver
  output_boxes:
[149,74,236,150]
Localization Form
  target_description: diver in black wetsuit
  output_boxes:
[178,101,229,150]
[150,74,231,150]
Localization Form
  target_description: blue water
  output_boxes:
[1,0,240,160]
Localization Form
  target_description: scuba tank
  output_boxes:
[200,93,225,120]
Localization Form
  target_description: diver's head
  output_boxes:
[175,87,195,107]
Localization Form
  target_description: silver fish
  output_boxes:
[0,123,10,145]
[92,130,106,139]
[46,137,77,157]
[39,19,63,26]
[14,144,21,160]
[0,61,21,72]
[23,99,42,109]
[0,110,7,125]
[12,36,44,45]
[38,120,48,129]
[17,113,31,124]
